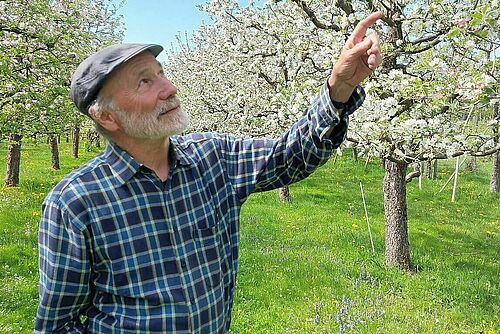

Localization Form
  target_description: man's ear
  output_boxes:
[88,105,120,132]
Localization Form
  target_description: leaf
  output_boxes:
[447,27,460,39]
[484,86,496,96]
[476,30,488,38]
[471,12,483,20]
[481,3,490,14]
[470,18,482,26]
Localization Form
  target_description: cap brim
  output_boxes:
[122,44,163,63]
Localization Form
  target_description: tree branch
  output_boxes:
[405,171,421,183]
[403,37,443,55]
[0,25,38,39]
[336,0,353,16]
[258,72,278,89]
[290,0,341,31]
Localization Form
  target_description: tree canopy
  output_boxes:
[167,0,499,162]
[0,0,124,140]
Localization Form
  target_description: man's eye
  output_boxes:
[139,78,151,87]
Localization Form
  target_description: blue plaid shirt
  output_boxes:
[35,83,364,333]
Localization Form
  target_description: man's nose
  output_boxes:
[158,77,177,100]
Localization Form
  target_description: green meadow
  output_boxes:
[0,141,498,333]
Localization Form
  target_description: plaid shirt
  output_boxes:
[35,83,364,333]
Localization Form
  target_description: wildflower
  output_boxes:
[352,223,359,229]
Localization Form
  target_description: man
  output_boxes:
[35,12,383,334]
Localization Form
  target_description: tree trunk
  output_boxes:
[383,160,413,272]
[491,151,499,192]
[5,133,22,187]
[425,159,437,179]
[278,185,291,202]
[466,156,478,172]
[72,125,80,159]
[87,129,101,148]
[50,135,60,170]
[352,147,358,162]
[94,133,101,148]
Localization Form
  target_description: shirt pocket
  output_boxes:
[193,214,223,289]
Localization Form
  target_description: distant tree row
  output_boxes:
[0,0,124,186]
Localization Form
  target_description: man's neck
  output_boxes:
[112,135,171,182]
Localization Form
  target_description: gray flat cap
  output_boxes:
[70,43,163,115]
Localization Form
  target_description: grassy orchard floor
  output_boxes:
[0,141,498,333]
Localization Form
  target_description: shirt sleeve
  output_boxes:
[221,81,365,201]
[35,194,92,334]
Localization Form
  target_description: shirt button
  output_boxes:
[180,259,187,269]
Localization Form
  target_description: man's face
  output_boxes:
[101,51,189,139]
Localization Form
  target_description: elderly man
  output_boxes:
[35,12,383,334]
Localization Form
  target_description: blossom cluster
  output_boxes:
[167,0,498,162]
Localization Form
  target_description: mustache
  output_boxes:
[157,95,181,115]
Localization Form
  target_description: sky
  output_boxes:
[118,0,210,62]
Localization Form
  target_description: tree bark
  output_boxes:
[72,125,80,159]
[278,185,291,202]
[5,133,22,187]
[466,156,478,172]
[491,150,499,192]
[50,135,60,170]
[94,132,101,148]
[383,160,413,272]
[424,159,437,179]
[87,129,101,148]
[424,159,435,179]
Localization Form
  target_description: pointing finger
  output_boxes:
[350,12,384,44]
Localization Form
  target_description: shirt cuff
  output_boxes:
[317,81,365,140]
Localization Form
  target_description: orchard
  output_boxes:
[1,0,123,185]
[0,0,498,332]
[166,0,499,271]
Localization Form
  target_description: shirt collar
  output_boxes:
[170,136,199,167]
[103,137,198,185]
[103,143,142,185]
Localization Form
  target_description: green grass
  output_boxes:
[0,141,498,333]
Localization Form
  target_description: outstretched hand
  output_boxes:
[328,12,384,103]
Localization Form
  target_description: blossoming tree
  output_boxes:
[0,0,123,185]
[167,0,498,271]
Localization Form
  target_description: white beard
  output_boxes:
[113,95,190,139]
